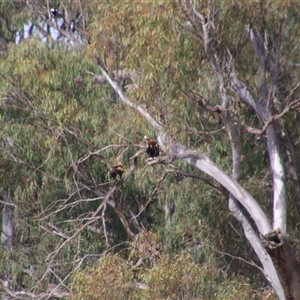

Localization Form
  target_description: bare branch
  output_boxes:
[204,243,270,281]
[240,98,300,136]
[45,152,138,265]
[95,55,164,134]
[89,69,140,85]
[191,91,223,114]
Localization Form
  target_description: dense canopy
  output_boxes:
[0,1,300,299]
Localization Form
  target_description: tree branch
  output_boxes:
[98,63,272,234]
[95,55,164,134]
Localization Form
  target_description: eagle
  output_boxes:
[110,162,125,180]
[144,136,160,158]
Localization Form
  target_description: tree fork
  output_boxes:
[262,230,300,300]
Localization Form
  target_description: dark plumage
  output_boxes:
[144,136,160,158]
[50,8,61,17]
[110,162,124,179]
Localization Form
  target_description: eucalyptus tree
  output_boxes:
[1,1,300,299]
[177,1,300,298]
[85,1,300,299]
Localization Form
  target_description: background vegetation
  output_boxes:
[0,1,299,299]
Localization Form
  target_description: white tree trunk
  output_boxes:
[230,72,287,234]
[1,191,14,300]
[266,126,286,234]
[99,63,288,298]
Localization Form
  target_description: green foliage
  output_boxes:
[0,1,28,46]
[0,1,300,298]
[0,39,116,290]
[72,232,272,300]
[73,254,133,300]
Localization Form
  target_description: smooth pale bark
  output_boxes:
[230,71,287,235]
[230,26,286,235]
[189,5,285,295]
[1,195,14,248]
[1,191,14,300]
[183,2,296,298]
[266,126,286,234]
[203,21,285,296]
[229,199,285,299]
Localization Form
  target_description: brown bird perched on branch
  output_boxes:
[144,136,160,158]
[110,162,124,180]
